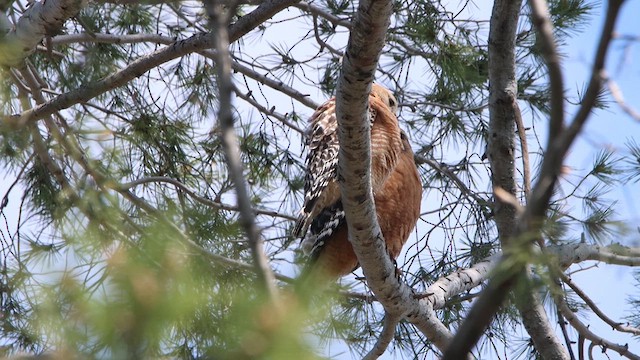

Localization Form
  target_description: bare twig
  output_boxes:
[120,176,296,221]
[554,287,640,360]
[312,13,344,57]
[562,274,640,336]
[514,101,531,198]
[414,153,489,207]
[230,60,319,110]
[233,87,305,134]
[556,306,577,360]
[606,77,640,121]
[293,1,352,29]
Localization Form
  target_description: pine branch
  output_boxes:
[561,274,640,336]
[445,0,566,357]
[444,0,625,357]
[2,0,302,128]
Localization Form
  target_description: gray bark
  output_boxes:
[0,0,88,67]
[487,1,569,359]
[334,0,456,355]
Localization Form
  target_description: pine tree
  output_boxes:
[0,0,638,358]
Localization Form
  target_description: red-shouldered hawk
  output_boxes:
[294,84,422,279]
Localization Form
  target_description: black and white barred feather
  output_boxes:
[293,84,399,255]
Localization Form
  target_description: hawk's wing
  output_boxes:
[293,100,341,238]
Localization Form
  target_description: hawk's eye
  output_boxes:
[389,98,396,108]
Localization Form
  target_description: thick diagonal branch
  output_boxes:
[334,0,456,356]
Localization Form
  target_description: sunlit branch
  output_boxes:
[549,242,640,268]
[0,0,87,67]
[51,33,174,46]
[425,255,497,310]
[363,314,401,360]
[606,77,640,121]
[513,101,531,198]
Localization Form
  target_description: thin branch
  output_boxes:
[606,77,640,121]
[561,274,640,336]
[206,0,278,300]
[560,0,624,152]
[557,306,577,360]
[293,1,352,28]
[529,0,565,145]
[414,153,489,207]
[363,314,400,360]
[119,176,296,221]
[233,87,305,134]
[230,60,319,109]
[514,101,531,198]
[312,13,343,57]
[403,100,487,113]
[554,287,640,360]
